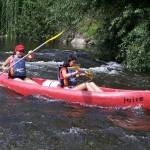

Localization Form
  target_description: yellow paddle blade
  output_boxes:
[69,66,80,70]
[45,30,64,44]
[88,69,93,80]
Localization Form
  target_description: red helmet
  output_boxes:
[15,45,25,51]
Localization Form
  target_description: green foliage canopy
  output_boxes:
[0,0,149,72]
[93,3,150,72]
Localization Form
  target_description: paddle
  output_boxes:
[88,69,93,81]
[0,31,64,75]
[69,65,93,80]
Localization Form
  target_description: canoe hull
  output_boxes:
[0,73,150,109]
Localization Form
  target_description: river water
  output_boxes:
[0,39,150,149]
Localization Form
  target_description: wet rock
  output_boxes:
[71,37,86,45]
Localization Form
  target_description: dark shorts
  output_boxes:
[9,76,26,80]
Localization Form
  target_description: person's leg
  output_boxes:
[13,77,38,84]
[14,78,25,82]
[89,82,103,92]
[71,82,103,92]
[71,82,95,91]
[71,83,87,91]
[24,78,39,84]
[85,82,95,91]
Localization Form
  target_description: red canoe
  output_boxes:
[0,72,150,109]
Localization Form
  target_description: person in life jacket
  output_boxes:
[58,54,103,92]
[2,44,38,84]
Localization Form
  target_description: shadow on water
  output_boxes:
[0,87,150,149]
[1,87,23,98]
[107,108,150,131]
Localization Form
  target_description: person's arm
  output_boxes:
[62,69,78,79]
[76,70,87,78]
[1,56,12,72]
[25,50,35,61]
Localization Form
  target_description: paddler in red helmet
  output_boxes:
[2,44,38,84]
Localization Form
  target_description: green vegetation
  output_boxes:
[0,0,149,72]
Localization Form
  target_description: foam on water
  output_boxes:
[61,127,86,135]
[89,61,123,74]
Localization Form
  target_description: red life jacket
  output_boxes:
[58,66,77,87]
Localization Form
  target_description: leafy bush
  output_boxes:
[116,6,150,72]
[94,5,150,72]
[0,0,150,72]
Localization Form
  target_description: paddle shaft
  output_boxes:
[0,31,63,75]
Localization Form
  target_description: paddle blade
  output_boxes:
[45,31,64,44]
[88,69,93,80]
[69,65,80,70]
